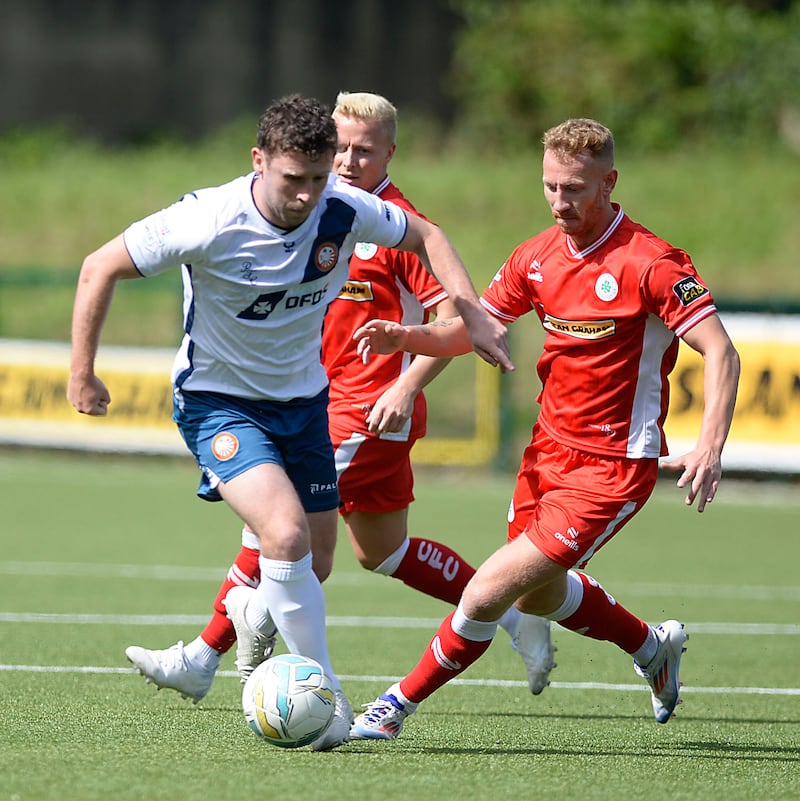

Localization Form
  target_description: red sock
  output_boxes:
[200,546,261,653]
[391,537,476,605]
[558,571,649,654]
[399,612,492,703]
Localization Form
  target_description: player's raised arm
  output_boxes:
[396,214,514,372]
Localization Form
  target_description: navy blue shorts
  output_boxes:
[173,388,339,513]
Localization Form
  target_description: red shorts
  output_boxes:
[508,424,659,569]
[328,413,417,515]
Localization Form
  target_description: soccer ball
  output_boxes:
[242,654,335,748]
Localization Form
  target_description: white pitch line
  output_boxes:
[0,663,798,697]
[0,611,798,635]
[2,561,800,600]
[0,561,226,581]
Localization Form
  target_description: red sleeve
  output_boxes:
[480,243,538,322]
[641,251,718,337]
[393,250,448,309]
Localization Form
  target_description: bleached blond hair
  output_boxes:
[333,91,398,144]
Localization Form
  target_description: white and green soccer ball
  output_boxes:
[242,654,335,748]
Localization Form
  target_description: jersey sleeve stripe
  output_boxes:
[480,297,517,322]
[421,290,449,310]
[674,304,717,338]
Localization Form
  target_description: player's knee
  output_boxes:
[459,577,499,618]
[312,553,334,583]
[357,553,384,571]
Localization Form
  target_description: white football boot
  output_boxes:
[633,619,688,723]
[223,586,277,682]
[311,689,354,751]
[510,613,557,694]
[350,684,417,740]
[125,641,214,703]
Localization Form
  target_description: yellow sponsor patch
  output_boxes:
[543,315,616,340]
[337,280,374,302]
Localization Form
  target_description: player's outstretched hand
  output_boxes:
[660,447,723,513]
[460,307,514,373]
[354,319,408,364]
[68,374,111,416]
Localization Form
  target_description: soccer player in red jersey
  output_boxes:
[323,95,549,687]
[350,117,740,740]
[124,93,554,729]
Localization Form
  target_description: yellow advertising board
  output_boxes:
[0,340,498,464]
[0,341,184,453]
[2,313,798,471]
[663,313,800,471]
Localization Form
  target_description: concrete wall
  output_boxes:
[0,0,459,141]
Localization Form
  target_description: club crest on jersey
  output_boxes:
[212,432,239,461]
[315,242,339,272]
[595,273,619,302]
[672,276,709,307]
[354,242,379,261]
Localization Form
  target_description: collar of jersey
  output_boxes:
[566,204,624,259]
[371,174,391,196]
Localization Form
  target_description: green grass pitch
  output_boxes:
[1,450,798,801]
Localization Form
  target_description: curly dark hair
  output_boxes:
[256,94,337,159]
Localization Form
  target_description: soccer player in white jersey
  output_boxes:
[349,118,740,740]
[67,94,512,751]
[122,93,555,712]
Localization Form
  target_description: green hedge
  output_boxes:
[447,0,800,152]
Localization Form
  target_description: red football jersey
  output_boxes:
[481,206,717,458]
[322,177,447,441]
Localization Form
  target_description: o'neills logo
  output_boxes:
[212,432,239,461]
[315,242,339,272]
[543,314,616,340]
[337,280,374,301]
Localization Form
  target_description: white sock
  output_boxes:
[451,600,498,642]
[632,627,659,665]
[184,636,222,671]
[385,682,418,713]
[241,527,260,550]
[548,569,585,621]
[373,538,410,576]
[255,552,340,690]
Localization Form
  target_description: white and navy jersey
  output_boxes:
[123,172,408,401]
